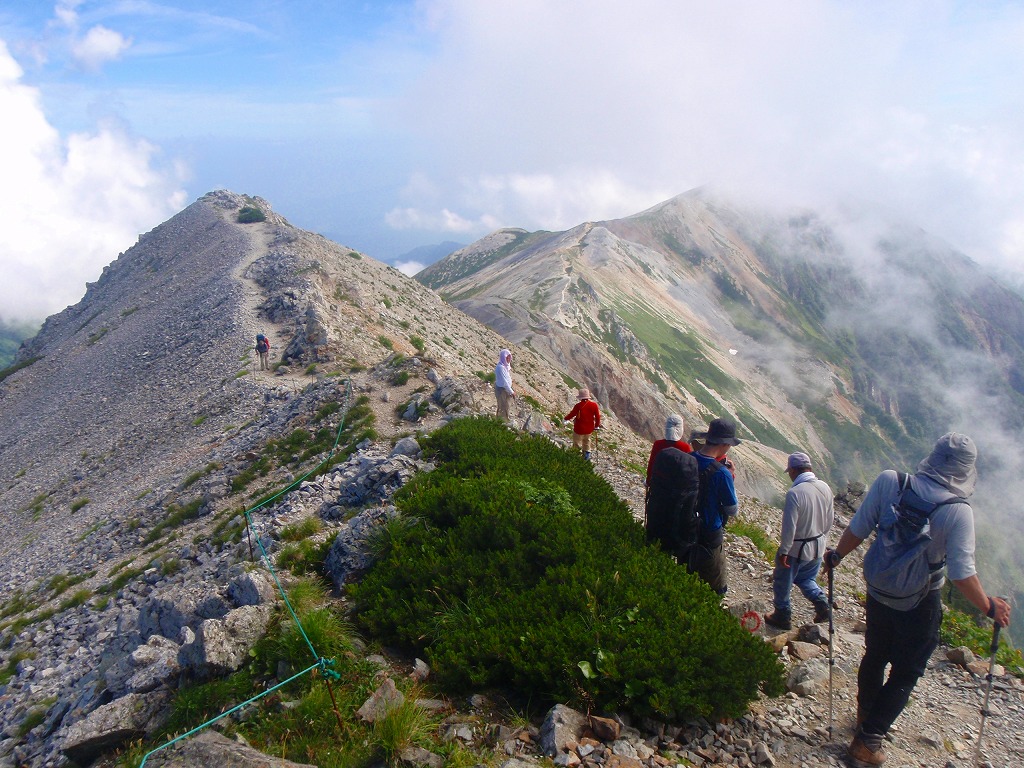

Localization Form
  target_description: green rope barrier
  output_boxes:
[137,660,321,767]
[135,378,355,766]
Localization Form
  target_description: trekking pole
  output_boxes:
[827,563,835,742]
[973,603,1006,766]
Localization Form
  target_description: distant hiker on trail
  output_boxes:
[646,414,692,485]
[494,348,515,422]
[688,418,740,596]
[823,433,1011,767]
[255,333,271,371]
[764,451,835,630]
[563,388,601,460]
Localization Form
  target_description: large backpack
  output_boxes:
[255,333,269,353]
[862,472,967,610]
[645,448,700,559]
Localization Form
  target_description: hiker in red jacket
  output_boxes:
[564,388,601,460]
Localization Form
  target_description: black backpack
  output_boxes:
[645,448,700,558]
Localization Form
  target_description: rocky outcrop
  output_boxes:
[145,730,316,768]
[60,691,171,764]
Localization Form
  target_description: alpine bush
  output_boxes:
[353,417,783,720]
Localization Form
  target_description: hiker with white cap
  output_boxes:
[824,433,1012,766]
[494,348,515,421]
[646,414,692,486]
[764,451,835,630]
[563,388,601,460]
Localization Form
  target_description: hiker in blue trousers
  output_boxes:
[764,451,834,630]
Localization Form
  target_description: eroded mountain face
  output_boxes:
[419,189,1024,492]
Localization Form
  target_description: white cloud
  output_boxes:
[380,0,1024,274]
[0,40,185,323]
[71,24,131,70]
[385,206,484,233]
[395,260,425,276]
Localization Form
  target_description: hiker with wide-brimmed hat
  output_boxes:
[563,388,601,460]
[764,451,835,631]
[824,433,1011,766]
[688,418,741,596]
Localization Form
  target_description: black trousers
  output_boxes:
[858,589,942,736]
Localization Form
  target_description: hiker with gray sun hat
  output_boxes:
[688,418,741,596]
[823,433,1011,767]
[764,451,835,631]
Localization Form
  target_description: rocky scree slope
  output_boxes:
[0,188,646,765]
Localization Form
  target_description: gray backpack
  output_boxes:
[863,472,966,610]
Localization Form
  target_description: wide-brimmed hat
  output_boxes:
[577,388,591,400]
[705,418,741,446]
[916,432,977,497]
[786,452,812,471]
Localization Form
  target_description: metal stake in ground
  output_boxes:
[827,563,835,742]
[973,608,1005,766]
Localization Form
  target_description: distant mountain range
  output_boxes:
[418,188,1024,612]
[394,240,465,272]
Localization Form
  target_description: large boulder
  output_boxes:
[60,691,170,764]
[138,584,231,641]
[228,570,279,607]
[146,730,316,768]
[105,634,182,695]
[179,605,273,677]
[540,704,589,757]
[324,505,399,590]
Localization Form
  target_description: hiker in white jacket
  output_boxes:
[493,348,515,421]
[764,452,834,630]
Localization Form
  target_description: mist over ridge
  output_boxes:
[419,186,1024,608]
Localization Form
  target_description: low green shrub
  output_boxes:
[237,206,266,223]
[70,497,89,513]
[941,605,1024,674]
[353,417,783,720]
[409,335,425,354]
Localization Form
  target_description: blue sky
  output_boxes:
[2,1,1024,322]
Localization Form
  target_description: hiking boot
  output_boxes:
[583,451,592,461]
[848,730,886,766]
[813,599,832,623]
[764,610,792,630]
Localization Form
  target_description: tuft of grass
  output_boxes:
[729,519,775,561]
[370,693,438,766]
[280,518,323,542]
[409,336,425,354]
[192,415,208,427]
[60,589,92,611]
[0,650,35,685]
[378,335,394,351]
[70,497,89,513]
[18,709,46,737]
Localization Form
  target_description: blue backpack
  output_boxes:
[255,333,269,353]
[862,472,967,610]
